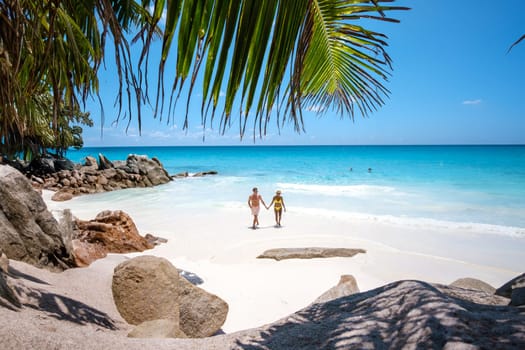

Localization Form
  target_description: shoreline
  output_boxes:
[42,189,524,333]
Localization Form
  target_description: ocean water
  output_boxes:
[65,145,525,236]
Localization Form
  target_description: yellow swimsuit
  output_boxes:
[274,197,282,211]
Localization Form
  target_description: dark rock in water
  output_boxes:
[193,170,218,177]
[0,165,75,271]
[257,247,366,261]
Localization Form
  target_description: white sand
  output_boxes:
[43,190,524,333]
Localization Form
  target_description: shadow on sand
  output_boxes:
[231,280,525,350]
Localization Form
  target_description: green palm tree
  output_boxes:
[148,0,409,138]
[0,0,150,160]
[0,0,408,160]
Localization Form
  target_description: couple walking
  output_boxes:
[248,187,286,229]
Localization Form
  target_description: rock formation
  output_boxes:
[449,277,496,294]
[112,256,228,339]
[313,275,360,304]
[0,165,75,271]
[29,154,172,201]
[257,247,366,261]
[232,280,524,349]
[496,273,525,306]
[112,256,181,326]
[72,210,154,266]
[178,273,229,338]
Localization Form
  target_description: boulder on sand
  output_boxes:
[0,164,75,271]
[112,256,180,326]
[257,247,366,261]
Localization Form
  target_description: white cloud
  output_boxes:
[462,99,482,105]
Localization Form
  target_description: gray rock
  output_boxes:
[112,255,180,325]
[178,274,229,338]
[54,158,75,171]
[257,247,366,261]
[449,277,496,294]
[0,165,75,271]
[125,155,171,186]
[313,275,360,304]
[127,319,187,339]
[435,283,509,306]
[231,280,525,349]
[511,287,525,306]
[496,273,525,298]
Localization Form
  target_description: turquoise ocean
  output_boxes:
[66,145,525,236]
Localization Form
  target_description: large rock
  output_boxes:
[449,277,496,294]
[313,275,360,304]
[112,255,228,338]
[497,273,525,306]
[511,287,525,307]
[74,210,154,254]
[232,280,525,349]
[127,319,188,339]
[122,155,171,186]
[257,247,366,261]
[40,154,172,201]
[98,154,114,170]
[496,273,525,298]
[112,256,180,326]
[0,165,75,271]
[178,273,229,338]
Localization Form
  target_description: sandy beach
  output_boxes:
[42,188,524,333]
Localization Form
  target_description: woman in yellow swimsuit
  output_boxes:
[268,190,286,227]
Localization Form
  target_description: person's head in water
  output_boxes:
[253,187,258,193]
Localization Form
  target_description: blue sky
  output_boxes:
[82,0,525,147]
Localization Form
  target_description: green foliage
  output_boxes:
[0,0,408,161]
[0,0,149,161]
[147,0,409,138]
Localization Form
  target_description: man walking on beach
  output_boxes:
[248,187,267,229]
